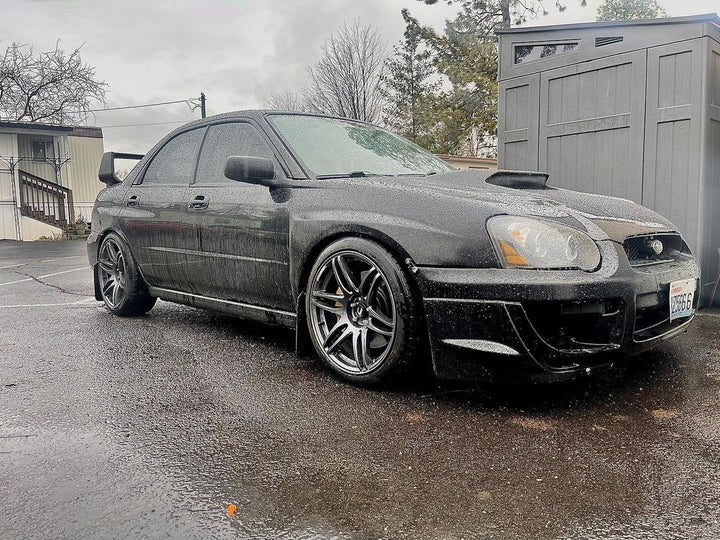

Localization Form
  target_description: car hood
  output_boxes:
[349,169,676,243]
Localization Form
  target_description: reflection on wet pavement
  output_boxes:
[2,242,719,538]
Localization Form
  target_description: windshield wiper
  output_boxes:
[396,171,440,177]
[315,171,438,179]
[316,171,389,179]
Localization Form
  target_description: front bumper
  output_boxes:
[416,243,700,383]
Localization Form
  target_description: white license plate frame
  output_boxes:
[669,279,696,322]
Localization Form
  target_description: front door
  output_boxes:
[186,121,292,310]
[119,126,206,291]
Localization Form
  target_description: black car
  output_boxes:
[88,111,699,385]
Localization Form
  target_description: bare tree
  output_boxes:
[304,20,387,123]
[264,89,309,112]
[0,42,106,125]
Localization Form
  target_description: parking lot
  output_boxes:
[1,239,719,539]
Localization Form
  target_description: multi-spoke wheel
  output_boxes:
[306,238,420,384]
[97,232,156,316]
[98,237,127,309]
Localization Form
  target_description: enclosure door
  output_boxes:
[538,50,647,203]
[498,73,540,171]
[642,39,705,257]
[703,39,720,303]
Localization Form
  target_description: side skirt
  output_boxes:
[147,286,297,328]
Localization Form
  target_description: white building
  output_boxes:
[438,154,498,170]
[0,121,104,241]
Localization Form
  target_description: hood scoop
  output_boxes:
[485,171,549,190]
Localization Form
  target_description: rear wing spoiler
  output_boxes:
[99,151,144,186]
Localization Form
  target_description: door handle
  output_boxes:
[188,194,208,209]
[126,195,139,207]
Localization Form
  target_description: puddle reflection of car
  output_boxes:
[88,111,699,385]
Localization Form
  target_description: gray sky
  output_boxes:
[3,0,718,153]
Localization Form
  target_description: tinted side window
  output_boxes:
[142,127,206,185]
[195,122,276,184]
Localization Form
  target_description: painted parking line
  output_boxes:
[0,255,85,271]
[0,266,90,287]
[0,297,98,308]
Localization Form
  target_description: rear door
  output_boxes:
[119,126,206,291]
[186,121,292,310]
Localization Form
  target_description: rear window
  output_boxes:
[142,127,206,185]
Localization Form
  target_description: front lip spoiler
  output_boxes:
[637,315,695,343]
[633,313,695,343]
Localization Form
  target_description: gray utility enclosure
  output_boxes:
[496,14,720,306]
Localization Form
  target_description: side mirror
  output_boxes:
[224,156,276,185]
[99,151,144,186]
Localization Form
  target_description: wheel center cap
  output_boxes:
[350,299,368,321]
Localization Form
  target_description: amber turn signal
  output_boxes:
[500,240,530,266]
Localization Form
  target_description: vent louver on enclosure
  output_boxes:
[595,36,624,47]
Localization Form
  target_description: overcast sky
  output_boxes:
[3,0,718,153]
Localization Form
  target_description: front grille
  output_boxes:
[633,284,697,341]
[623,233,688,267]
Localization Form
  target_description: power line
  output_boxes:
[90,98,194,112]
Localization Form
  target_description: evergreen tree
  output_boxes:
[418,1,588,31]
[411,3,501,156]
[411,0,587,156]
[381,9,436,144]
[597,0,667,21]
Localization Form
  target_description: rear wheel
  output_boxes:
[305,238,420,385]
[97,232,156,316]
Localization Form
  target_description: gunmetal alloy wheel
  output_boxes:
[308,251,397,375]
[98,237,128,309]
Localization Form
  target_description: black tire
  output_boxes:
[305,237,421,385]
[97,232,156,317]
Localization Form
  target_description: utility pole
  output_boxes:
[200,92,206,118]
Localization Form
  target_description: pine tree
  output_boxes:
[382,10,438,144]
[406,0,588,156]
[597,0,667,21]
[410,4,500,156]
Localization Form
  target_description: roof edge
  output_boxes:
[437,154,498,163]
[0,121,103,138]
[495,13,720,35]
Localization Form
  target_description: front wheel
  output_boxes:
[97,232,156,316]
[305,238,420,385]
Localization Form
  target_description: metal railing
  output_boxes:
[17,170,74,231]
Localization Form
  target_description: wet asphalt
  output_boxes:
[1,240,719,539]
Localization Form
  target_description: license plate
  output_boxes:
[669,279,696,322]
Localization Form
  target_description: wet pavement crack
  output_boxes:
[12,269,91,297]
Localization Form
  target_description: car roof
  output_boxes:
[153,110,375,155]
[180,109,372,127]
[137,110,375,180]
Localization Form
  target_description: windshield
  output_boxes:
[269,114,454,177]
